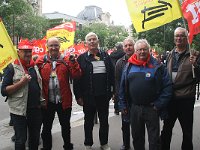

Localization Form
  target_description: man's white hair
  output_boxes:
[174,27,188,36]
[85,32,98,42]
[134,39,150,50]
[123,37,135,47]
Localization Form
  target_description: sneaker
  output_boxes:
[85,145,92,150]
[100,144,111,150]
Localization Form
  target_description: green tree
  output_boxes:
[0,0,50,41]
[75,23,128,49]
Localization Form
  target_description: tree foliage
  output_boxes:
[75,23,128,49]
[0,0,50,41]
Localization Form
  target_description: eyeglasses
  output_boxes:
[136,48,148,52]
[48,44,60,48]
[174,34,187,38]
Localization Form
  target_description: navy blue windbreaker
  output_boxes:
[118,56,172,119]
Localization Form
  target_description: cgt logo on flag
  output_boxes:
[126,0,182,32]
[182,0,200,43]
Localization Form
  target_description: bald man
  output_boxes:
[36,37,82,150]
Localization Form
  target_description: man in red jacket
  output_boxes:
[36,37,81,150]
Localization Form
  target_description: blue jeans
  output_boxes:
[11,108,42,150]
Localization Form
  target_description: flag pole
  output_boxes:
[179,0,195,78]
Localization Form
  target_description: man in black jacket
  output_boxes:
[73,32,114,150]
[115,37,135,150]
[110,42,125,115]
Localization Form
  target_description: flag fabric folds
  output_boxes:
[46,21,76,52]
[0,19,18,72]
[182,0,200,44]
[126,0,182,32]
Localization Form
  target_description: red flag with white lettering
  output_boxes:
[182,0,200,43]
[32,37,47,56]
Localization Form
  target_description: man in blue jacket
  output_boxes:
[119,39,172,150]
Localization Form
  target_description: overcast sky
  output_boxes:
[42,0,132,27]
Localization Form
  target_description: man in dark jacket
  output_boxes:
[160,27,200,150]
[110,42,125,115]
[73,32,114,150]
[115,37,135,150]
[119,39,172,150]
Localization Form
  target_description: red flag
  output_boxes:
[182,0,200,43]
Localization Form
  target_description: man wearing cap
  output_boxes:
[1,41,43,150]
[36,37,82,150]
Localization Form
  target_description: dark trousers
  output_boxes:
[114,100,119,111]
[83,95,109,146]
[161,98,195,150]
[11,108,42,150]
[130,104,160,150]
[41,102,72,150]
[121,114,130,148]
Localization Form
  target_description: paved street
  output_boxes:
[0,82,200,149]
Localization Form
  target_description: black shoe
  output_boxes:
[120,145,130,150]
[11,135,15,142]
[64,143,73,150]
[9,120,13,126]
[114,110,119,115]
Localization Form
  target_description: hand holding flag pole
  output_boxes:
[180,0,200,78]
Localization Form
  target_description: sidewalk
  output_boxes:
[1,102,200,150]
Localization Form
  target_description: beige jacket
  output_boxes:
[7,64,44,116]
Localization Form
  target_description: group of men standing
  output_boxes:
[1,27,200,150]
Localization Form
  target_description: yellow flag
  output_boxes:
[46,21,76,53]
[126,0,182,32]
[0,19,18,72]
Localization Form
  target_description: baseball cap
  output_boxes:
[18,40,33,50]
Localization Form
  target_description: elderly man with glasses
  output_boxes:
[119,39,172,150]
[36,37,82,150]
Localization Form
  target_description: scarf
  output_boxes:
[14,59,35,73]
[128,53,154,68]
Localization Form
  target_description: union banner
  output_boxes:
[47,21,76,52]
[0,19,18,72]
[126,0,182,32]
[182,0,200,43]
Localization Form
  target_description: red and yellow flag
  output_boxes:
[126,0,182,32]
[46,21,76,53]
[182,0,200,44]
[0,19,18,72]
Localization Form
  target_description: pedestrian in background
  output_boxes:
[36,37,82,150]
[110,42,125,115]
[119,39,172,150]
[73,32,114,150]
[115,37,135,150]
[1,41,43,150]
[160,27,200,150]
